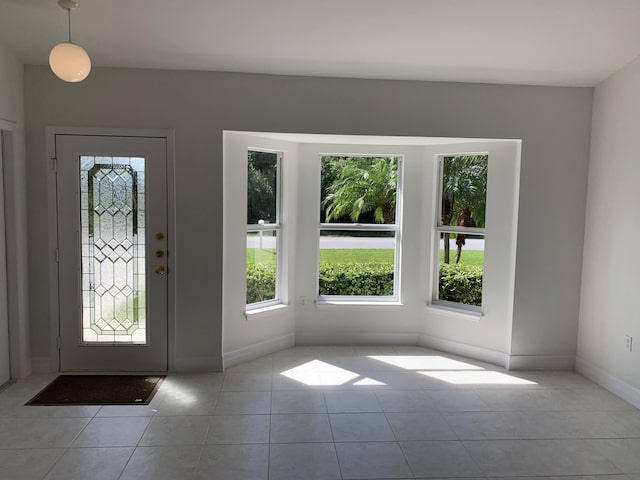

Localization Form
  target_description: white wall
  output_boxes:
[577,54,640,404]
[0,42,30,378]
[24,66,593,371]
[223,133,298,365]
[420,142,520,359]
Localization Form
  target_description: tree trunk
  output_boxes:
[382,204,395,224]
[441,195,454,264]
[455,236,464,264]
[444,233,451,264]
[455,207,471,264]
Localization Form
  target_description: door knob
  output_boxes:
[155,266,166,275]
[155,232,165,240]
[155,250,165,258]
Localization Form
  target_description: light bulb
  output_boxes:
[49,42,91,83]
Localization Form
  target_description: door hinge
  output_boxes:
[56,337,61,350]
[50,157,57,173]
[54,248,59,263]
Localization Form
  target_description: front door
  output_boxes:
[56,134,168,371]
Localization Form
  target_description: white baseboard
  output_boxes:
[295,332,419,346]
[31,356,56,373]
[171,355,223,372]
[419,334,509,368]
[223,333,295,369]
[506,354,575,371]
[576,357,640,409]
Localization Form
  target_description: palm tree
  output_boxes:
[322,157,398,224]
[441,155,488,264]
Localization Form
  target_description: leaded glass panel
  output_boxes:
[80,156,146,344]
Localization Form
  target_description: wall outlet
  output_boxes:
[625,335,633,352]
[299,296,307,307]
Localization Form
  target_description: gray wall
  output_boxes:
[0,42,30,377]
[578,54,640,394]
[0,43,23,125]
[24,65,593,367]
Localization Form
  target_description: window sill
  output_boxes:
[425,304,483,322]
[245,303,288,318]
[316,299,403,309]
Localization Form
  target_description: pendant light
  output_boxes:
[49,0,91,82]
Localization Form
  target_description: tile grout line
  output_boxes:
[324,390,344,480]
[382,401,417,479]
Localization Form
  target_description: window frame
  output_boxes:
[317,154,403,303]
[432,153,487,313]
[246,149,283,310]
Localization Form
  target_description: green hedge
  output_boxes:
[319,264,394,296]
[246,264,277,304]
[246,262,482,305]
[438,263,483,306]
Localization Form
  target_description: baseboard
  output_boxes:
[506,354,575,371]
[418,334,509,368]
[223,333,295,369]
[576,357,640,409]
[31,356,56,373]
[171,355,224,372]
[295,332,420,346]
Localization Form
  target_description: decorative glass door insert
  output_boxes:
[80,156,146,344]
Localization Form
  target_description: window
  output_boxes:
[318,155,401,301]
[434,154,488,310]
[246,150,281,307]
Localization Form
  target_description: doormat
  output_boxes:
[26,375,165,406]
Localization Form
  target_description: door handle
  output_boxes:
[155,266,166,275]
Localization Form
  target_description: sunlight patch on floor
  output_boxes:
[419,370,537,385]
[368,355,483,371]
[281,360,360,386]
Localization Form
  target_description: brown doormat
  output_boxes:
[26,375,165,406]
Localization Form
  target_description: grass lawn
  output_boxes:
[247,248,484,267]
[439,249,484,267]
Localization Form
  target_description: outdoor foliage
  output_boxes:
[441,155,488,264]
[319,264,394,296]
[247,262,483,305]
[246,264,277,304]
[438,263,483,306]
[247,151,278,224]
[321,156,398,224]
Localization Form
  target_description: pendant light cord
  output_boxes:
[67,8,72,43]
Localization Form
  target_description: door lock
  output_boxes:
[155,266,166,275]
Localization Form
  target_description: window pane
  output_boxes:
[246,230,278,304]
[438,232,484,306]
[247,151,278,224]
[440,155,488,228]
[320,156,399,224]
[80,156,146,344]
[319,230,395,296]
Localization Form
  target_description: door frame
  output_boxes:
[46,127,176,372]
[0,119,30,379]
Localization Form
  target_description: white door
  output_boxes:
[56,135,168,371]
[0,132,10,384]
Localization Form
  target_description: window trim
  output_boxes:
[246,150,283,310]
[432,153,487,311]
[316,154,403,303]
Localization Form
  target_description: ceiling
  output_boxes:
[1,0,640,87]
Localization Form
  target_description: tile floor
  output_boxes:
[0,345,639,479]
